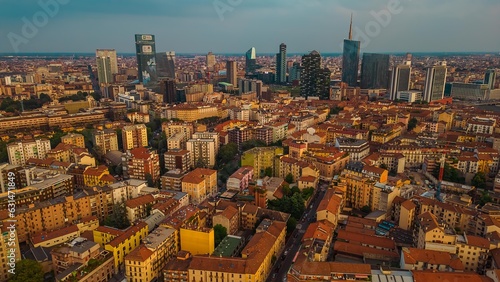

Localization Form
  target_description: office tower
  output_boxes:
[342,15,360,86]
[206,52,216,70]
[360,53,390,89]
[423,61,447,102]
[276,43,287,84]
[135,34,157,84]
[389,61,412,100]
[226,60,237,86]
[157,51,176,79]
[300,51,331,99]
[122,124,148,151]
[96,49,117,84]
[485,69,497,90]
[161,79,177,103]
[246,47,257,75]
[289,62,301,83]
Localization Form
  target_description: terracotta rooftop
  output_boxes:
[126,194,155,209]
[125,244,153,262]
[31,225,79,245]
[403,248,464,270]
[108,222,148,248]
[411,270,493,282]
[337,229,396,250]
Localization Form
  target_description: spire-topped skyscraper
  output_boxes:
[342,14,360,87]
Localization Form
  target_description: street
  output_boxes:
[266,181,328,282]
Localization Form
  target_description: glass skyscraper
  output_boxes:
[485,69,497,90]
[96,49,117,84]
[341,16,360,87]
[276,43,287,84]
[135,34,157,84]
[245,47,257,75]
[157,51,176,79]
[360,53,390,89]
[389,61,412,100]
[423,62,447,102]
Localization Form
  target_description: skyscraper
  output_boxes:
[96,49,117,84]
[423,61,447,102]
[300,51,331,99]
[389,61,412,100]
[289,62,301,83]
[206,52,216,70]
[342,15,360,87]
[161,79,177,104]
[157,51,176,79]
[226,60,237,86]
[360,53,390,89]
[276,43,287,84]
[485,69,497,90]
[245,47,257,75]
[135,34,157,84]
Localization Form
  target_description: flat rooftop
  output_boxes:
[212,235,243,258]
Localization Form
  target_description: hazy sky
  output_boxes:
[1,0,499,54]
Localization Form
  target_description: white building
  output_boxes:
[7,139,51,166]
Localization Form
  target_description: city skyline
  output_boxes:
[1,0,499,54]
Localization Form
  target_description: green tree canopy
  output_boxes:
[214,224,227,247]
[285,173,294,184]
[472,172,486,189]
[8,259,44,282]
[264,167,273,177]
[241,139,267,152]
[217,143,238,165]
[408,117,418,131]
[103,202,130,229]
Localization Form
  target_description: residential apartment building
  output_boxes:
[92,129,119,153]
[164,149,192,173]
[61,133,85,148]
[7,139,51,166]
[241,146,284,179]
[226,166,254,192]
[122,124,148,150]
[181,168,217,204]
[122,147,160,182]
[125,227,178,282]
[186,133,218,168]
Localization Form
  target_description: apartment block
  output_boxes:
[122,124,148,151]
[181,168,217,204]
[122,147,160,182]
[7,139,51,166]
[125,227,178,282]
[61,133,85,148]
[164,149,192,173]
[92,129,119,154]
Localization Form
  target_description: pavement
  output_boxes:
[266,181,329,282]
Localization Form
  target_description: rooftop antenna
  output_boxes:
[348,13,353,40]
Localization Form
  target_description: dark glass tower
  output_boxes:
[157,51,176,79]
[389,61,411,100]
[341,15,360,87]
[245,47,257,75]
[485,69,497,90]
[276,43,287,84]
[423,62,447,102]
[135,34,157,84]
[300,50,331,99]
[360,53,390,89]
[161,79,176,103]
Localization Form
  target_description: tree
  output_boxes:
[145,173,154,187]
[9,259,44,282]
[285,173,294,184]
[264,167,273,177]
[379,163,388,170]
[480,191,492,206]
[286,217,297,234]
[116,129,123,150]
[214,224,227,247]
[195,157,208,169]
[49,128,65,148]
[408,117,418,131]
[0,140,9,163]
[217,143,238,165]
[241,139,266,152]
[301,187,315,200]
[472,172,486,189]
[103,202,130,229]
[282,183,291,197]
[361,205,371,214]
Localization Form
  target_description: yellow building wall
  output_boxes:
[105,225,149,271]
[180,228,214,255]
